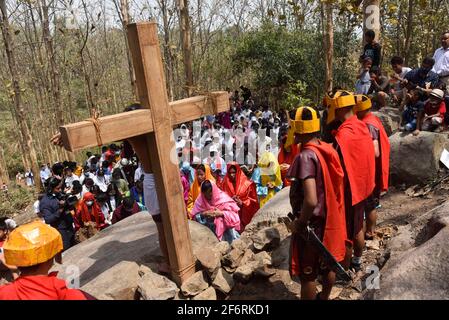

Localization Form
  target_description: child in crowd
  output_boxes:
[417,89,446,133]
[400,89,425,134]
[355,57,373,95]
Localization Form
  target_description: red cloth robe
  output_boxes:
[75,192,106,231]
[334,115,376,206]
[0,272,93,300]
[290,141,347,276]
[222,162,260,230]
[361,112,390,192]
[278,143,299,187]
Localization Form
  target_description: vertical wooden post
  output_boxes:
[127,22,195,284]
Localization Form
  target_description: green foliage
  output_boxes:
[281,80,312,110]
[232,22,358,108]
[0,184,35,218]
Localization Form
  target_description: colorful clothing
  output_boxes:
[253,152,283,207]
[0,273,93,300]
[191,183,241,242]
[74,192,107,231]
[222,162,259,230]
[186,165,216,215]
[288,141,347,277]
[278,143,299,187]
[334,115,375,240]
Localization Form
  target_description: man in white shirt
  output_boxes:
[432,31,449,92]
[63,167,80,191]
[390,56,412,107]
[261,105,272,120]
[40,165,50,185]
[94,169,110,192]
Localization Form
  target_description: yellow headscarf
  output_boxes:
[187,164,216,214]
[258,152,282,187]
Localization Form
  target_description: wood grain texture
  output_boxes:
[59,92,229,152]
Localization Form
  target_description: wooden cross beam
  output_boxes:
[60,93,229,152]
[58,21,230,284]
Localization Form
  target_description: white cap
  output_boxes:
[430,89,445,100]
[209,145,219,153]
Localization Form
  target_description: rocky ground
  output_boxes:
[229,185,449,300]
[4,182,449,300]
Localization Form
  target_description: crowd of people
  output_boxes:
[356,30,449,135]
[3,28,449,300]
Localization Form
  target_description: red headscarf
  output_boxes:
[361,112,390,192]
[290,141,348,276]
[222,162,259,229]
[76,192,106,230]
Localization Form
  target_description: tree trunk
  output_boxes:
[363,0,381,43]
[0,147,9,184]
[40,0,64,127]
[158,0,175,101]
[403,0,414,65]
[0,0,42,191]
[119,0,137,99]
[179,0,194,96]
[321,1,333,93]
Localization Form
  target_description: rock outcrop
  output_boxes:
[374,200,449,300]
[389,132,448,185]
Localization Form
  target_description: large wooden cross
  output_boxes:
[58,21,229,284]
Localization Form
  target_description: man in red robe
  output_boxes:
[222,162,259,230]
[0,221,94,300]
[354,95,390,240]
[278,127,299,187]
[288,106,347,300]
[328,91,376,273]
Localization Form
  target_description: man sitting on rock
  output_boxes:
[0,221,95,300]
[400,89,425,135]
[288,106,347,300]
[417,88,446,133]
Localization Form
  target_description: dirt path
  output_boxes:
[230,187,449,300]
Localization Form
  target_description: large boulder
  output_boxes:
[374,200,449,300]
[53,211,218,299]
[81,261,140,300]
[389,132,449,185]
[372,111,399,136]
[247,187,291,226]
[375,226,449,300]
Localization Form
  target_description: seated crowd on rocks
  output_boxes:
[356,30,449,135]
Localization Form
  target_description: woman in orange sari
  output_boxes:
[222,162,259,230]
[186,164,216,216]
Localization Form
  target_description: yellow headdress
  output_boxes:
[291,106,321,134]
[3,220,63,267]
[354,94,372,113]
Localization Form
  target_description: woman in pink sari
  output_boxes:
[190,180,241,243]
